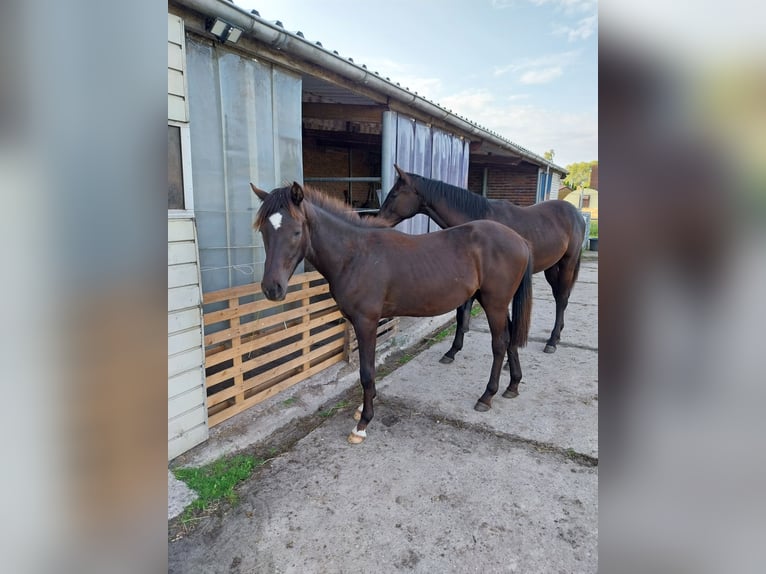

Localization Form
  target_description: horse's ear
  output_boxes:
[290,182,304,206]
[394,164,412,185]
[250,183,269,201]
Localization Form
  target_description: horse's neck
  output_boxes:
[304,205,360,281]
[423,189,473,227]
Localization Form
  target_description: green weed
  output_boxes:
[173,454,263,516]
[318,399,351,418]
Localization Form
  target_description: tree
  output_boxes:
[543,149,555,161]
[563,160,597,189]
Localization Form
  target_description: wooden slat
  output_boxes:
[204,296,338,347]
[205,310,343,367]
[205,323,346,389]
[207,336,345,408]
[207,352,345,427]
[200,270,355,428]
[203,283,330,326]
[203,271,324,305]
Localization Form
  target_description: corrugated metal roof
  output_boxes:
[176,0,567,174]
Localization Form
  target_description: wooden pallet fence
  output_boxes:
[344,316,400,362]
[202,271,346,427]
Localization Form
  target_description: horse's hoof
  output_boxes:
[543,344,556,354]
[473,401,491,412]
[353,410,361,422]
[347,432,365,444]
[439,355,454,364]
[502,389,519,399]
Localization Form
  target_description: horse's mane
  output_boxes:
[408,172,491,219]
[255,184,394,230]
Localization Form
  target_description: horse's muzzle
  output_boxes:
[263,282,286,301]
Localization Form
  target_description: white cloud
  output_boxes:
[437,89,597,166]
[520,67,563,84]
[555,13,598,42]
[494,51,578,86]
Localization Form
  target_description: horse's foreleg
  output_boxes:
[475,309,510,412]
[440,298,472,364]
[348,318,379,444]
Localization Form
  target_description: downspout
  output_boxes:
[481,167,488,198]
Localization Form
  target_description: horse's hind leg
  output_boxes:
[543,255,579,353]
[440,298,473,364]
[502,315,523,397]
[503,346,522,398]
[474,308,510,412]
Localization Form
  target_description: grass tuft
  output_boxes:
[174,454,263,515]
[318,399,351,418]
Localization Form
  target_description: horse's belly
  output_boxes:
[382,284,475,317]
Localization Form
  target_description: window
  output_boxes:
[168,125,185,210]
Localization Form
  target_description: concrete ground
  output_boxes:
[169,252,598,573]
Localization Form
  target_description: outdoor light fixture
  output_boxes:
[206,17,242,44]
[225,26,242,43]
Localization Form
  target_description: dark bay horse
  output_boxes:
[379,165,586,357]
[251,182,533,444]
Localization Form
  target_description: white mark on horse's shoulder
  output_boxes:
[268,213,283,230]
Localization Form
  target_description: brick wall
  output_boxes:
[303,144,381,207]
[467,163,539,206]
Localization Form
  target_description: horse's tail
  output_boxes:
[510,249,534,348]
[571,248,582,286]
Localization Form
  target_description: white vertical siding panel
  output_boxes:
[169,368,204,398]
[169,307,201,334]
[168,218,195,241]
[168,241,197,265]
[168,425,208,461]
[167,212,206,459]
[168,263,200,289]
[168,405,207,441]
[168,327,202,357]
[169,386,207,420]
[168,342,204,378]
[168,285,201,311]
[168,14,188,122]
[167,43,184,72]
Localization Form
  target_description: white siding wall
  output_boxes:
[548,173,562,201]
[168,218,208,460]
[168,14,188,123]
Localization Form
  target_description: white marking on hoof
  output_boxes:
[347,426,366,444]
[268,212,283,230]
[353,404,363,421]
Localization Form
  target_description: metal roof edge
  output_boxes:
[175,0,568,175]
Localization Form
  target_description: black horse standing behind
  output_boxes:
[379,165,586,356]
[252,182,533,444]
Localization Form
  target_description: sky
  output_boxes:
[233,0,598,168]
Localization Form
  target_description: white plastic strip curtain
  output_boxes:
[381,111,470,235]
[186,38,303,293]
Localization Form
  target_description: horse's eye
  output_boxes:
[293,230,301,237]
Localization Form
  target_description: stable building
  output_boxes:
[168,0,567,459]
